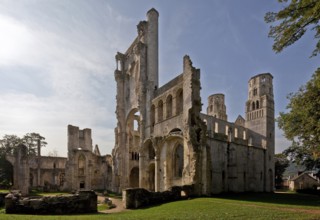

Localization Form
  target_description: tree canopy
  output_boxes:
[265,0,320,57]
[0,133,47,188]
[278,69,320,172]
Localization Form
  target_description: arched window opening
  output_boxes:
[166,95,173,118]
[176,89,183,115]
[174,144,184,177]
[158,100,163,122]
[59,173,65,186]
[151,105,155,127]
[133,119,139,131]
[234,128,238,138]
[214,122,219,133]
[148,144,155,160]
[256,100,259,109]
[78,154,85,176]
[253,88,257,96]
[252,102,255,110]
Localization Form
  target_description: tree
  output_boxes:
[265,0,320,57]
[0,133,47,188]
[277,69,320,174]
[266,0,320,176]
[0,135,21,188]
[275,153,290,188]
[22,133,47,156]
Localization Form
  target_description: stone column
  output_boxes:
[139,153,146,188]
[155,156,160,192]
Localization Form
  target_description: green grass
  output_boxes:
[0,192,319,219]
[97,204,108,212]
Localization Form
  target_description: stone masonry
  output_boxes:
[112,8,275,195]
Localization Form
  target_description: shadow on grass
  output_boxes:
[212,191,320,207]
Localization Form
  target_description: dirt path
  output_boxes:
[98,196,128,214]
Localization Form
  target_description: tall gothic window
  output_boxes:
[174,144,183,177]
[158,100,163,122]
[151,104,155,127]
[166,95,173,118]
[252,102,255,110]
[176,89,183,115]
[78,154,85,176]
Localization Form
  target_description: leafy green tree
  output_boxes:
[0,133,47,188]
[0,135,21,188]
[22,133,47,156]
[274,153,290,188]
[266,0,320,176]
[278,69,320,174]
[265,0,320,57]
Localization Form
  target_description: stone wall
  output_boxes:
[123,185,194,209]
[5,190,97,215]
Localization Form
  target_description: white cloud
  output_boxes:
[0,15,34,65]
[0,1,136,156]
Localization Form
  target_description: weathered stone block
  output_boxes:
[123,185,194,209]
[5,190,97,214]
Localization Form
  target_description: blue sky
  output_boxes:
[0,0,318,156]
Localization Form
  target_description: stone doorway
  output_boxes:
[80,181,85,189]
[129,167,139,188]
[148,163,155,191]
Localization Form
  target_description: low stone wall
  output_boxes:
[123,185,194,209]
[5,190,97,214]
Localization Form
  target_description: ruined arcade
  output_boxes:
[112,8,275,195]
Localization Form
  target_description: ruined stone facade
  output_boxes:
[64,125,112,191]
[6,125,112,195]
[112,8,275,195]
[6,8,274,196]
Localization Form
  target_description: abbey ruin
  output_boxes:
[7,8,274,196]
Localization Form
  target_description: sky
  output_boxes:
[0,0,318,157]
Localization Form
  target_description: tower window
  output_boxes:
[256,100,259,109]
[252,102,255,110]
[253,88,257,96]
[214,122,219,133]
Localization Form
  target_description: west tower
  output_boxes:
[245,73,275,192]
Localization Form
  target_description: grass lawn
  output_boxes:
[0,192,319,219]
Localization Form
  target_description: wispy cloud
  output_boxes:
[0,1,135,156]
